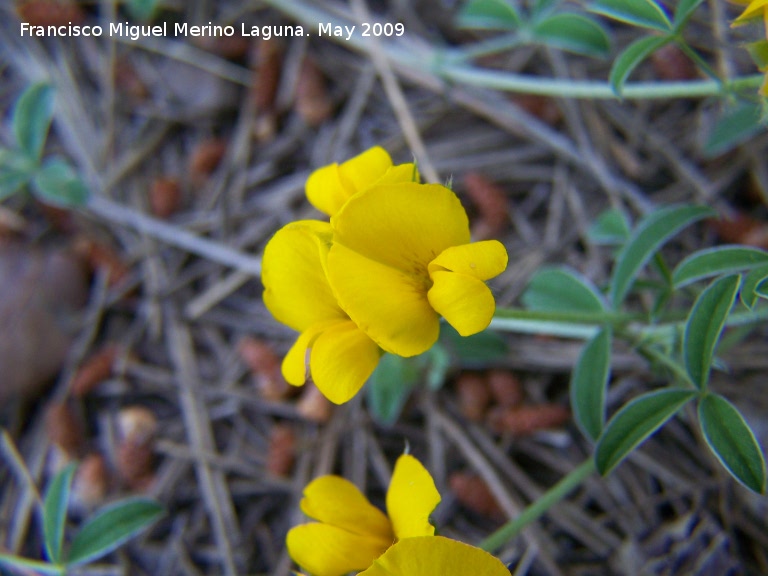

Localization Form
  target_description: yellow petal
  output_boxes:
[262,221,342,332]
[386,455,441,539]
[286,523,390,576]
[282,319,344,386]
[376,163,419,185]
[310,320,382,404]
[428,241,508,280]
[306,147,393,216]
[358,536,511,576]
[331,183,471,273]
[427,271,496,337]
[327,242,440,356]
[732,0,768,25]
[301,475,394,541]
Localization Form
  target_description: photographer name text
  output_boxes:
[20,21,405,41]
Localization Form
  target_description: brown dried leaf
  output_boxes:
[487,404,570,435]
[73,236,130,287]
[149,177,182,219]
[462,172,509,240]
[487,370,524,408]
[267,423,296,477]
[116,441,155,491]
[45,401,85,458]
[709,213,768,249]
[189,138,227,179]
[449,471,503,518]
[71,344,120,397]
[455,372,491,422]
[237,337,292,400]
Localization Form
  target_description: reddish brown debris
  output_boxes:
[16,0,85,27]
[709,213,768,249]
[295,57,333,126]
[114,57,149,102]
[267,423,296,477]
[449,471,503,518]
[462,172,509,240]
[189,138,228,178]
[237,337,292,400]
[71,452,110,508]
[651,44,698,81]
[487,370,525,409]
[45,401,85,458]
[487,404,570,435]
[296,381,333,424]
[115,406,158,491]
[71,344,121,397]
[509,93,562,125]
[250,39,282,141]
[149,177,182,219]
[73,236,131,287]
[455,372,491,422]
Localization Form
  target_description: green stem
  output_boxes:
[478,458,597,553]
[260,0,764,100]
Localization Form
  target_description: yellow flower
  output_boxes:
[286,454,441,576]
[326,182,508,357]
[731,0,768,27]
[306,146,417,217]
[357,535,511,576]
[261,220,381,404]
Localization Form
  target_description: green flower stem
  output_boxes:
[260,0,763,100]
[478,458,596,553]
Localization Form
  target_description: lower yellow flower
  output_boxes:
[261,220,381,404]
[287,455,441,576]
[358,536,510,576]
[306,146,417,217]
[327,182,508,357]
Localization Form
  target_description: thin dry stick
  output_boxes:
[350,0,440,184]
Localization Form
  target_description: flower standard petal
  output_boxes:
[427,272,496,337]
[358,535,511,576]
[287,523,390,576]
[386,455,441,539]
[331,182,470,273]
[310,320,383,404]
[428,241,508,280]
[262,220,341,332]
[301,476,394,540]
[327,243,439,357]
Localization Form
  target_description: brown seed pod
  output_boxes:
[296,381,333,424]
[149,177,182,219]
[455,372,491,422]
[462,172,509,240]
[237,337,291,400]
[16,0,85,27]
[189,138,227,179]
[487,404,570,435]
[449,471,503,518]
[295,57,333,126]
[71,452,110,508]
[45,401,85,458]
[267,423,296,477]
[487,370,524,409]
[71,344,121,397]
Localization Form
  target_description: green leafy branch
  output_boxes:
[1,83,89,208]
[0,462,163,575]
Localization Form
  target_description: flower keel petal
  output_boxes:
[428,240,508,280]
[386,455,441,539]
[427,271,496,336]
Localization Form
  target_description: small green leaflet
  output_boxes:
[367,353,422,426]
[698,394,766,493]
[0,149,36,200]
[673,0,706,30]
[571,328,612,441]
[456,0,521,30]
[672,246,768,288]
[683,274,740,390]
[610,35,671,95]
[13,83,55,161]
[43,463,77,564]
[741,264,768,309]
[588,0,672,31]
[522,266,607,314]
[703,102,764,158]
[595,389,696,474]
[588,207,631,245]
[532,13,611,58]
[31,157,90,207]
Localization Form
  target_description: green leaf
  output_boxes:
[366,354,422,426]
[13,83,55,161]
[424,344,452,390]
[703,102,763,158]
[439,323,508,366]
[125,0,160,20]
[672,246,768,288]
[684,274,740,390]
[66,498,163,566]
[0,148,36,200]
[757,278,768,299]
[522,266,607,313]
[746,40,768,71]
[43,463,76,564]
[456,0,521,29]
[531,0,559,19]
[610,204,715,308]
[609,35,671,94]
[595,389,697,474]
[673,0,705,30]
[587,207,631,245]
[532,13,611,57]
[741,264,768,309]
[698,394,766,493]
[0,554,64,575]
[588,0,672,31]
[571,328,612,441]
[31,157,89,207]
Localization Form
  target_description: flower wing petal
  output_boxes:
[331,183,471,272]
[386,454,441,539]
[262,221,341,331]
[282,319,342,386]
[327,243,440,356]
[300,475,393,540]
[306,164,348,217]
[287,523,390,576]
[427,271,496,337]
[339,146,393,194]
[428,241,508,280]
[358,536,511,576]
[310,320,382,404]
